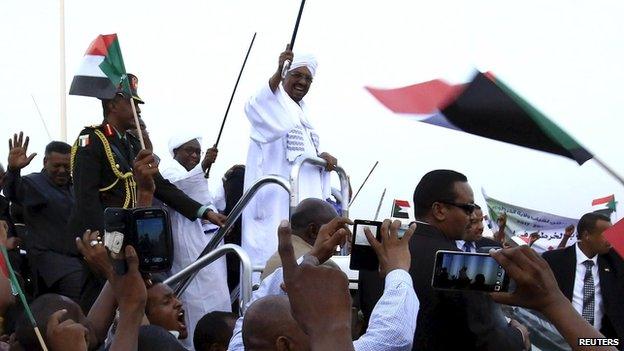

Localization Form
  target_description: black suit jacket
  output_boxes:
[542,245,624,342]
[359,222,524,351]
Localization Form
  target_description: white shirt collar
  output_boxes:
[575,242,598,266]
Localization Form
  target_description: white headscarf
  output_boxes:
[288,52,318,77]
[168,131,203,157]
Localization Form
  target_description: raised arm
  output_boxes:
[3,132,37,202]
[557,225,575,249]
[494,212,507,244]
[269,44,293,93]
[490,246,616,351]
[355,220,418,350]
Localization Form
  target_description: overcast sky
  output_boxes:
[2,0,623,221]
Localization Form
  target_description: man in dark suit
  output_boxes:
[542,212,624,345]
[359,170,526,351]
[3,135,82,301]
[457,205,502,253]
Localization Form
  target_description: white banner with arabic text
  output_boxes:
[482,189,578,253]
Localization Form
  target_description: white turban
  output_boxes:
[168,131,203,158]
[288,52,318,77]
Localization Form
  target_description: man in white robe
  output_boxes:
[243,46,339,281]
[161,132,231,350]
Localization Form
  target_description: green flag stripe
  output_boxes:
[1,246,37,326]
[98,37,130,94]
[492,77,585,152]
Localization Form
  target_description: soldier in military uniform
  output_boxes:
[67,74,226,309]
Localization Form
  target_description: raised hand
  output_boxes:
[364,220,415,277]
[497,212,507,229]
[46,309,89,351]
[490,246,567,313]
[307,217,352,263]
[490,246,613,350]
[277,220,354,350]
[201,147,218,172]
[564,224,575,237]
[270,44,294,92]
[133,149,159,206]
[7,132,37,171]
[278,44,293,75]
[76,230,111,278]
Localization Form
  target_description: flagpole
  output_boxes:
[1,246,48,350]
[593,155,624,188]
[130,100,145,149]
[373,188,387,221]
[205,33,257,178]
[281,0,307,78]
[348,161,379,207]
[59,0,67,142]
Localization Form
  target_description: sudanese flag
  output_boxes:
[69,33,138,101]
[366,72,592,165]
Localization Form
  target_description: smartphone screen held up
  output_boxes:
[349,219,382,271]
[431,250,509,292]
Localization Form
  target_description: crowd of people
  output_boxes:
[0,44,622,351]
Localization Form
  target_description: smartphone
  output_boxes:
[104,207,173,273]
[349,220,382,271]
[133,208,173,273]
[431,250,509,292]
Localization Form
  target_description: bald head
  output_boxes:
[290,198,338,246]
[242,295,309,351]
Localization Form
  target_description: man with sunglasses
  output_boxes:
[359,170,527,351]
[242,46,338,282]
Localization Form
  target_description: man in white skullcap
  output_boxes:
[242,45,338,282]
[159,133,230,349]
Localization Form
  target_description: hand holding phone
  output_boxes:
[363,220,415,276]
[75,229,113,278]
[432,250,509,292]
[349,219,416,273]
[104,207,173,273]
[349,220,382,271]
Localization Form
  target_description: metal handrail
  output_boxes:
[164,244,252,315]
[290,155,351,254]
[172,175,291,297]
[170,157,352,302]
[289,155,350,219]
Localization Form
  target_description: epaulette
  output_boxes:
[81,124,115,137]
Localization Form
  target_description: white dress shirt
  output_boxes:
[456,240,476,252]
[227,267,419,350]
[572,243,604,330]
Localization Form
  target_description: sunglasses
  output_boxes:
[438,201,477,215]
